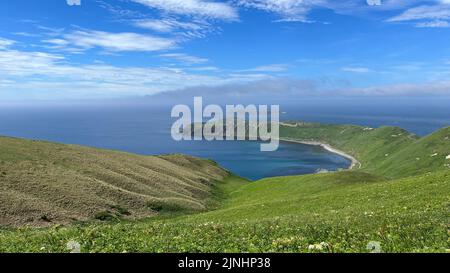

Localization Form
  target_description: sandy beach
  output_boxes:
[279,138,361,170]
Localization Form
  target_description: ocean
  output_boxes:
[0,98,449,180]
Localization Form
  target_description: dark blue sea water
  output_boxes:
[0,98,448,180]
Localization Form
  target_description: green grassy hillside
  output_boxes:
[376,127,450,177]
[280,122,450,178]
[0,124,449,253]
[1,170,448,253]
[0,136,235,227]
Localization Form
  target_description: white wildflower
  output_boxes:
[313,244,323,251]
[66,240,81,253]
[320,242,329,249]
[308,242,328,251]
[366,241,382,253]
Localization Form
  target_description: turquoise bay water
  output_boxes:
[0,105,350,180]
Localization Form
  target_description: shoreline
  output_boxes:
[279,138,361,170]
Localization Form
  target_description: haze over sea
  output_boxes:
[1,98,449,180]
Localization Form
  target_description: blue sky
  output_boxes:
[1,0,450,100]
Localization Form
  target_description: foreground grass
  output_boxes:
[1,170,448,253]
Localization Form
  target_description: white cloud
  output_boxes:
[227,73,272,81]
[0,38,15,49]
[366,0,381,6]
[133,18,215,39]
[135,19,180,32]
[189,66,219,71]
[0,49,215,97]
[341,66,371,73]
[388,5,450,22]
[0,51,66,79]
[131,0,238,20]
[159,53,209,64]
[44,30,176,52]
[162,78,450,102]
[107,0,434,29]
[387,4,450,27]
[43,38,70,46]
[66,0,81,6]
[152,78,317,103]
[236,0,316,22]
[416,20,450,28]
[1,39,449,100]
[242,64,290,72]
[235,0,429,23]
[134,19,204,32]
[13,32,41,38]
[0,40,265,99]
[342,81,450,96]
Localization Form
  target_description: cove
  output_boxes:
[0,105,350,181]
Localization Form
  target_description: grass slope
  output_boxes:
[1,170,448,252]
[280,122,450,178]
[0,124,449,253]
[0,136,233,227]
